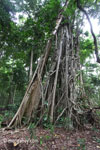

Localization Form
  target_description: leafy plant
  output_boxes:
[28,123,37,139]
[39,136,44,145]
[92,137,100,143]
[44,135,52,140]
[0,115,3,128]
[77,138,86,150]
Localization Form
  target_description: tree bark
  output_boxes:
[8,0,86,129]
[29,50,33,81]
[8,1,70,128]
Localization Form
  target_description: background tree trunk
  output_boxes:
[29,50,33,81]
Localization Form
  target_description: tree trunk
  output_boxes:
[29,50,33,81]
[8,1,84,128]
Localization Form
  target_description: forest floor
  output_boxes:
[0,125,100,150]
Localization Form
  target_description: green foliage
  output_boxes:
[63,0,76,20]
[77,138,86,150]
[58,117,73,128]
[43,117,54,131]
[80,38,94,64]
[44,135,52,140]
[92,126,99,132]
[39,136,44,145]
[4,110,14,119]
[82,61,100,108]
[0,56,27,106]
[0,0,15,26]
[93,136,100,143]
[28,123,37,139]
[36,0,61,34]
[0,115,3,128]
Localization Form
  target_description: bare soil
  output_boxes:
[0,125,100,150]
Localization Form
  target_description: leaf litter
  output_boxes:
[0,125,100,149]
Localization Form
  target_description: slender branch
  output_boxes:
[50,29,64,123]
[87,106,100,111]
[76,0,100,63]
[54,107,67,125]
[95,0,98,4]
